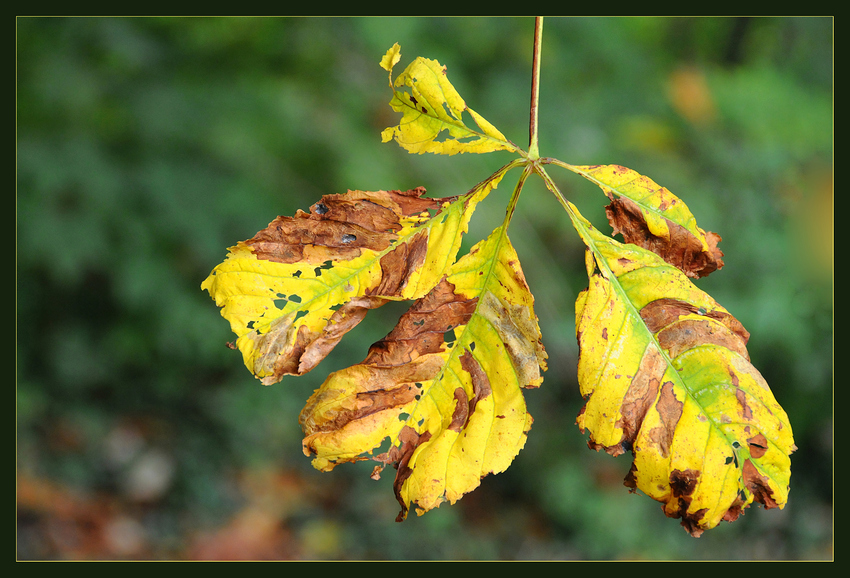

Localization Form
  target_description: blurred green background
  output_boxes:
[16,17,832,560]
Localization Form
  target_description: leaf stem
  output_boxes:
[502,164,534,231]
[528,17,544,161]
[534,164,584,229]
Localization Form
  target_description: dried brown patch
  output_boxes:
[640,298,750,349]
[664,468,708,537]
[245,188,441,265]
[366,231,429,297]
[746,432,769,459]
[743,459,779,509]
[365,279,478,367]
[389,426,433,522]
[736,387,754,420]
[448,387,470,432]
[669,468,700,497]
[678,508,709,538]
[297,295,388,375]
[605,196,724,278]
[647,381,683,458]
[616,345,666,453]
[459,350,492,422]
[656,318,750,360]
[721,494,747,523]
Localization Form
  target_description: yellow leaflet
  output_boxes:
[202,180,500,384]
[380,44,517,156]
[570,203,794,536]
[300,225,546,521]
[566,164,724,278]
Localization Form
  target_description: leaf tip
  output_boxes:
[380,43,402,72]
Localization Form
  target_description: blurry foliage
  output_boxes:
[17,17,832,560]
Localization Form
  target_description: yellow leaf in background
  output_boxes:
[668,66,716,126]
[380,44,518,156]
[566,164,724,278]
[569,204,794,536]
[300,224,546,521]
[201,178,501,384]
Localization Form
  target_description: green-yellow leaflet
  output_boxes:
[564,164,724,278]
[299,223,547,520]
[568,202,795,536]
[201,178,500,384]
[380,44,518,156]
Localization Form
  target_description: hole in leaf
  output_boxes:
[313,260,333,277]
[294,310,308,321]
[444,327,456,344]
[274,299,287,309]
[341,233,356,244]
[288,294,302,303]
[441,102,459,120]
[314,202,329,215]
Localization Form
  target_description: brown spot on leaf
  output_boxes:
[295,295,388,375]
[615,345,666,455]
[367,231,429,297]
[389,426,433,522]
[244,187,448,266]
[647,381,683,458]
[678,509,709,538]
[656,318,750,360]
[448,387,470,432]
[742,459,779,509]
[664,468,709,537]
[640,298,750,348]
[736,387,754,420]
[669,468,700,497]
[605,196,724,278]
[459,350,492,421]
[721,493,747,523]
[747,432,769,459]
[365,279,478,367]
[307,385,419,435]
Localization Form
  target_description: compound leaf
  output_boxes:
[201,178,501,384]
[299,224,546,520]
[566,164,724,278]
[380,43,518,156]
[568,203,794,536]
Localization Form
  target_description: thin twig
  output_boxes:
[528,17,543,159]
